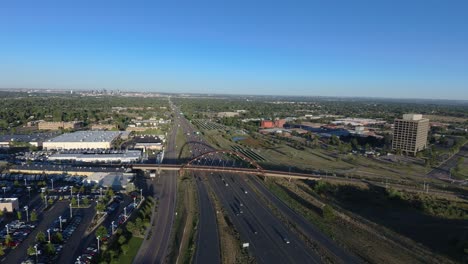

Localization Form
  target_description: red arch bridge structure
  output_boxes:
[132,149,323,180]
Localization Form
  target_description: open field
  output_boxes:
[118,237,144,264]
[266,178,465,263]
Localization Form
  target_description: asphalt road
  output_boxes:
[192,172,220,264]
[247,175,361,263]
[133,105,178,264]
[176,109,221,264]
[426,143,468,181]
[208,172,319,264]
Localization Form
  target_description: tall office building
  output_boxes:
[392,114,429,155]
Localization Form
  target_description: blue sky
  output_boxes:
[1,0,467,99]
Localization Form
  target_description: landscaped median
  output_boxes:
[94,196,155,264]
[167,172,198,264]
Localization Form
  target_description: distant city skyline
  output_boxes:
[1,0,468,100]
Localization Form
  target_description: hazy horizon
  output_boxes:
[1,0,468,100]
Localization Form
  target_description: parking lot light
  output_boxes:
[24,206,29,222]
[133,197,136,207]
[100,187,103,200]
[51,179,54,190]
[59,216,62,232]
[97,236,101,252]
[124,207,127,221]
[27,186,31,197]
[34,244,38,263]
[2,186,6,196]
[70,203,73,218]
[44,195,47,206]
[5,224,9,235]
[24,178,27,186]
[47,228,51,243]
[77,193,80,207]
[140,189,143,203]
[111,221,115,234]
[70,186,73,197]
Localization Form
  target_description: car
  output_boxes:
[283,238,290,244]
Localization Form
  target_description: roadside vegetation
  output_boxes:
[167,172,198,264]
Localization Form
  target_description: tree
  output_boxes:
[17,211,22,220]
[27,245,36,255]
[322,205,335,222]
[96,202,106,213]
[45,242,55,255]
[13,180,20,187]
[79,186,85,193]
[118,235,126,245]
[0,245,4,256]
[54,232,63,243]
[83,197,90,206]
[30,211,38,222]
[71,197,77,206]
[36,231,46,243]
[4,235,12,246]
[48,198,54,205]
[121,244,129,255]
[106,188,115,198]
[96,226,108,239]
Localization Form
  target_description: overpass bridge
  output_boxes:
[131,164,321,180]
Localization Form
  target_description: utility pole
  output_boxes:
[69,203,73,218]
[47,229,51,243]
[24,206,29,222]
[59,216,62,232]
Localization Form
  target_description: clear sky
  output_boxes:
[1,0,467,99]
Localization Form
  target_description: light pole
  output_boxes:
[140,188,143,203]
[24,206,29,222]
[69,203,73,218]
[133,197,136,207]
[51,179,54,190]
[96,200,100,214]
[77,193,80,208]
[76,256,81,264]
[44,195,48,206]
[100,187,103,200]
[34,244,38,263]
[59,216,62,232]
[97,236,101,252]
[5,224,9,235]
[70,186,73,197]
[111,221,115,234]
[47,228,51,243]
[24,178,27,186]
[2,186,6,196]
[124,207,127,221]
[27,186,31,197]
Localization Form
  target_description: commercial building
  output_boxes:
[0,198,19,212]
[0,132,58,148]
[48,150,141,163]
[217,112,240,118]
[85,172,134,189]
[260,119,286,128]
[133,136,164,151]
[43,131,121,150]
[38,121,83,130]
[392,114,430,155]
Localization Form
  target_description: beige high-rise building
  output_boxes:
[392,114,429,156]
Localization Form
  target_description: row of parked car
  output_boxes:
[1,220,36,248]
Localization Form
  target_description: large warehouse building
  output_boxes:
[43,131,121,150]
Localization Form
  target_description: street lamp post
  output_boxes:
[2,186,6,196]
[24,206,29,222]
[5,224,9,235]
[100,187,103,200]
[133,197,136,207]
[59,216,62,232]
[47,228,51,243]
[111,221,115,234]
[24,178,27,186]
[97,236,101,252]
[70,186,73,197]
[27,186,31,197]
[69,203,73,218]
[44,195,48,206]
[51,179,54,190]
[140,189,143,203]
[34,244,38,263]
[124,207,127,221]
[77,194,80,207]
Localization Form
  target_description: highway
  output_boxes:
[133,108,178,264]
[247,175,361,263]
[426,143,468,182]
[208,172,319,263]
[175,105,221,264]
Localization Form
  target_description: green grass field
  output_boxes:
[118,237,144,264]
